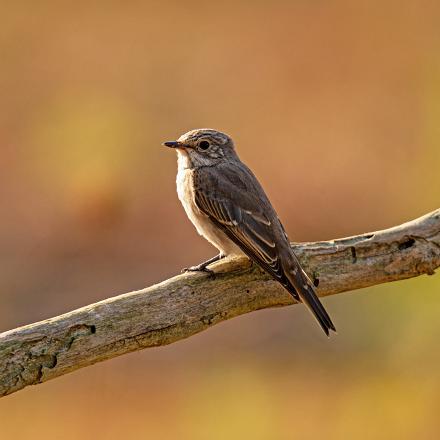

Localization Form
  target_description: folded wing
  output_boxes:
[193,163,297,298]
[193,163,336,335]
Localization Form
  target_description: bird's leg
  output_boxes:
[182,254,225,276]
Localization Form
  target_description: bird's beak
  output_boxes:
[163,141,181,148]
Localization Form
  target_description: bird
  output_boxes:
[164,128,336,336]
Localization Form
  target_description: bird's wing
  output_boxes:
[193,163,292,291]
[193,163,336,335]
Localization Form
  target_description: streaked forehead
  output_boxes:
[178,128,231,144]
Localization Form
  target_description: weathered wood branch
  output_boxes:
[1,209,439,398]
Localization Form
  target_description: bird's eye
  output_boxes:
[198,140,210,150]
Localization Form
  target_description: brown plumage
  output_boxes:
[164,128,336,336]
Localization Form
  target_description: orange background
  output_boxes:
[1,1,440,439]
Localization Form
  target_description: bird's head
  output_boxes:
[163,128,236,167]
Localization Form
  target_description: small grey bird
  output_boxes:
[164,128,336,336]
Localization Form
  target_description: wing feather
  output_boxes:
[193,167,290,288]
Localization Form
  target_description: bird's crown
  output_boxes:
[177,128,232,147]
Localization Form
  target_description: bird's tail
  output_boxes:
[283,256,336,336]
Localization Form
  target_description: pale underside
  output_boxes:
[176,150,244,257]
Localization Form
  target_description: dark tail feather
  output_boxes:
[297,282,336,336]
[285,265,336,336]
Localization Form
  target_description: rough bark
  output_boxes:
[1,209,439,398]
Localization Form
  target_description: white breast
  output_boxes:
[176,159,202,231]
[175,152,243,257]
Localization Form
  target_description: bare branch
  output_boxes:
[1,209,439,398]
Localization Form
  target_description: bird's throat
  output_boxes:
[176,149,193,171]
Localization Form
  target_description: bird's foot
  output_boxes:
[181,254,224,278]
[181,265,216,278]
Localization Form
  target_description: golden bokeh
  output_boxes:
[1,1,440,439]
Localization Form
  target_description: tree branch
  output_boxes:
[1,209,439,398]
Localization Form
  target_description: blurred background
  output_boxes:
[1,1,440,438]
